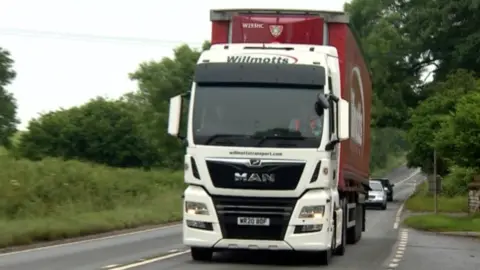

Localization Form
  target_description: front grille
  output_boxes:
[206,160,305,190]
[212,195,297,240]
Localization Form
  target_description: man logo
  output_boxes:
[269,25,283,38]
[234,172,275,183]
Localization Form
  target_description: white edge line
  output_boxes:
[110,250,190,270]
[0,223,181,257]
[392,169,421,229]
[102,264,119,269]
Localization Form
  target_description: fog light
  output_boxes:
[294,224,323,233]
[186,220,213,231]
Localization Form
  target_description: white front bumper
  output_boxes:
[182,186,335,251]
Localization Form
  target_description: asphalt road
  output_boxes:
[395,228,480,270]
[0,166,422,270]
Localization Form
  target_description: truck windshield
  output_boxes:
[192,85,325,148]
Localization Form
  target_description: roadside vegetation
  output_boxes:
[403,214,480,233]
[1,0,478,247]
[0,154,184,248]
[405,182,468,213]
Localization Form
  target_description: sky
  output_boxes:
[0,0,347,129]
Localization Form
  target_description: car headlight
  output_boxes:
[185,201,209,215]
[298,205,325,218]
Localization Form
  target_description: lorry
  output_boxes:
[167,8,372,265]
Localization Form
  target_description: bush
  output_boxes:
[0,154,184,248]
[441,166,476,197]
[16,97,161,168]
[405,182,468,212]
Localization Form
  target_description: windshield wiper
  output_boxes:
[204,134,248,145]
[254,135,305,146]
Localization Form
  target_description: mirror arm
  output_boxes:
[326,93,339,102]
[325,134,339,151]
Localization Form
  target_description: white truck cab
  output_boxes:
[167,43,351,264]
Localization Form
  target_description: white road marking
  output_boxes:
[109,250,190,270]
[0,223,181,257]
[393,170,422,229]
[102,264,119,269]
[387,229,409,269]
[393,169,421,186]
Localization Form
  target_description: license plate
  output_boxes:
[237,217,270,226]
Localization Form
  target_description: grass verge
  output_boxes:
[405,182,468,212]
[403,214,480,232]
[0,154,184,248]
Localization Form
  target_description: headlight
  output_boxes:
[298,205,325,218]
[185,201,209,215]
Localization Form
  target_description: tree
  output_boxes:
[346,0,424,129]
[401,0,480,80]
[0,47,19,147]
[17,97,160,168]
[127,41,211,168]
[434,89,480,169]
[406,69,477,175]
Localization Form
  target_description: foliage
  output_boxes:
[405,182,468,212]
[403,214,480,232]
[406,70,478,175]
[434,90,480,169]
[346,0,424,129]
[0,154,184,248]
[440,166,477,197]
[0,47,19,148]
[16,97,161,168]
[370,127,408,175]
[401,0,480,81]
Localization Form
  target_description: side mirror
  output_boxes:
[337,98,350,141]
[390,183,395,187]
[314,94,329,116]
[167,95,183,137]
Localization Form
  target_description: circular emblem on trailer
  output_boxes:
[269,25,284,38]
[350,67,365,148]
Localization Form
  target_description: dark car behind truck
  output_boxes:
[371,178,394,201]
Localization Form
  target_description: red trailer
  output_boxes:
[210,8,372,194]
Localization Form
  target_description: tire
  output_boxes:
[334,202,346,256]
[381,203,387,210]
[346,203,362,244]
[388,195,393,202]
[191,247,213,261]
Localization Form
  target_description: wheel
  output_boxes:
[334,202,346,256]
[191,247,213,261]
[388,195,393,202]
[381,203,387,210]
[346,203,363,244]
